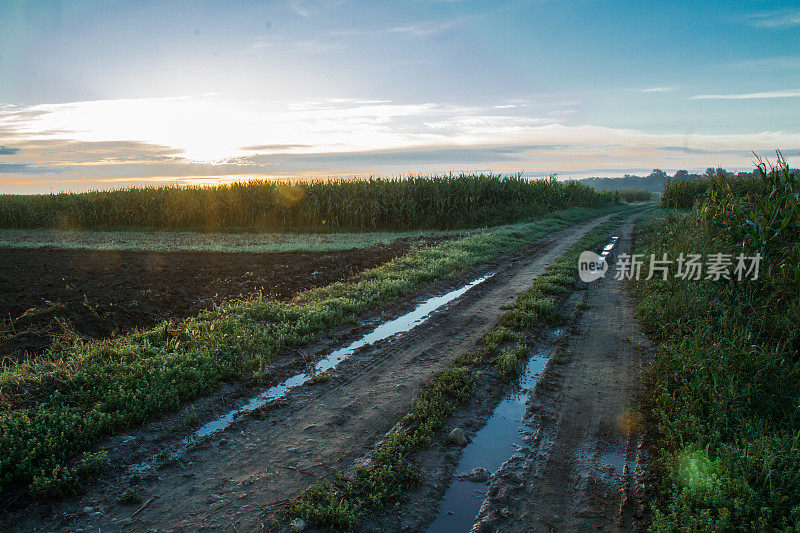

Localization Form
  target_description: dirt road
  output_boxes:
[9,213,618,532]
[472,214,652,532]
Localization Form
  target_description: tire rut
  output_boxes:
[472,213,653,533]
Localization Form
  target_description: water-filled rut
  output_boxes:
[426,235,620,532]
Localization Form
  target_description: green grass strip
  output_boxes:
[0,227,474,253]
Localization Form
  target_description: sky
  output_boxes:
[1,0,799,193]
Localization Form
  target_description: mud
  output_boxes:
[359,215,651,532]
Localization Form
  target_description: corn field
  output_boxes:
[0,174,621,231]
[615,189,652,203]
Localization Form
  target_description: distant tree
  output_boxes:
[672,170,690,181]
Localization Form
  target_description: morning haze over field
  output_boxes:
[1,0,799,192]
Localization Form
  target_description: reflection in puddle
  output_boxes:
[427,330,561,533]
[599,236,619,261]
[192,273,494,439]
[130,272,494,473]
[428,236,619,531]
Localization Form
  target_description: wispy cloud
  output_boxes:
[726,56,800,70]
[288,0,345,18]
[739,8,800,28]
[0,145,19,155]
[387,18,464,37]
[639,87,674,93]
[240,144,311,152]
[0,163,71,174]
[689,89,800,100]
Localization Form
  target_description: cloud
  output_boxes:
[387,19,464,37]
[739,8,800,28]
[0,138,182,164]
[0,163,71,174]
[240,144,312,152]
[689,89,800,100]
[0,145,19,154]
[3,94,800,192]
[726,56,800,71]
[288,0,344,17]
[639,87,674,93]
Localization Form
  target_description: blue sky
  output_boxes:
[1,0,799,192]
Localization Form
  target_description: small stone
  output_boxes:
[456,467,491,483]
[447,428,468,447]
[290,517,306,531]
[82,506,94,513]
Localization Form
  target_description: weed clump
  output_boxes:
[28,451,107,500]
[118,487,143,505]
[310,372,332,384]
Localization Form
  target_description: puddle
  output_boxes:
[427,331,561,533]
[598,236,619,261]
[130,272,494,473]
[192,273,494,439]
[428,236,619,531]
[599,450,628,473]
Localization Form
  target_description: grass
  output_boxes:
[27,451,107,500]
[284,212,635,531]
[0,204,631,497]
[0,174,621,232]
[117,486,143,505]
[633,154,800,531]
[0,227,473,253]
[310,372,332,384]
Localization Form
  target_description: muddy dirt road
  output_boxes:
[369,214,652,532]
[469,214,652,532]
[8,213,622,532]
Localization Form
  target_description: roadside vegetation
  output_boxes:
[0,204,625,497]
[284,213,634,530]
[634,154,800,530]
[0,174,620,232]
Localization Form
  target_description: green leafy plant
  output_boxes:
[634,155,800,530]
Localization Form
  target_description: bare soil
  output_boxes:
[0,237,438,359]
[5,214,618,532]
